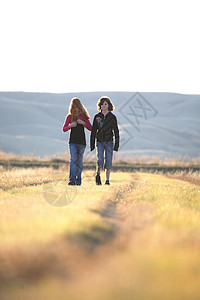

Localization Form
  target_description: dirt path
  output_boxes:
[44,175,156,281]
[1,172,200,300]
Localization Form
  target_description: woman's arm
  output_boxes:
[113,116,119,151]
[84,119,92,131]
[62,115,71,132]
[77,116,92,131]
[90,116,98,151]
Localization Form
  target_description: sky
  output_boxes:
[0,0,200,94]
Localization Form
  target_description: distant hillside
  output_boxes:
[0,91,200,159]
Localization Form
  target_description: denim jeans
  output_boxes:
[69,143,86,185]
[96,141,113,169]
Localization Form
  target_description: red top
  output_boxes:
[62,114,92,132]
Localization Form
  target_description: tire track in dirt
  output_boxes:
[0,174,155,287]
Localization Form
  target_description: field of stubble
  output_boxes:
[0,166,200,300]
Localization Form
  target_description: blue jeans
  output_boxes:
[96,141,113,169]
[69,143,86,185]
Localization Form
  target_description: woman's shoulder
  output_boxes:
[109,112,117,119]
[95,112,103,117]
[78,114,89,121]
[66,114,72,119]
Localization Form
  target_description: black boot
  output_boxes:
[95,175,102,185]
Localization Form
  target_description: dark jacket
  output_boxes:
[90,112,119,151]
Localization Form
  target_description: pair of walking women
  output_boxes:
[62,96,119,185]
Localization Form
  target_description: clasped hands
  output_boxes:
[70,119,85,128]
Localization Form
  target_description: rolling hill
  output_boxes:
[0,91,200,159]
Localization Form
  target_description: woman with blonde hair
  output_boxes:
[62,97,92,185]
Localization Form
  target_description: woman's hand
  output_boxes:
[69,121,77,128]
[77,119,85,125]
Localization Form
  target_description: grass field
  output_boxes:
[0,166,200,300]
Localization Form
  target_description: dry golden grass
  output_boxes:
[114,154,200,166]
[0,167,65,190]
[0,151,40,161]
[166,170,200,186]
[0,151,70,162]
[1,150,200,166]
[0,169,200,299]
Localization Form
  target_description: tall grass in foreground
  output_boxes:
[1,164,200,193]
[0,170,200,299]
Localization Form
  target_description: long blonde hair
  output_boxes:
[69,97,90,121]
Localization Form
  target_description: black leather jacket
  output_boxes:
[90,112,119,151]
